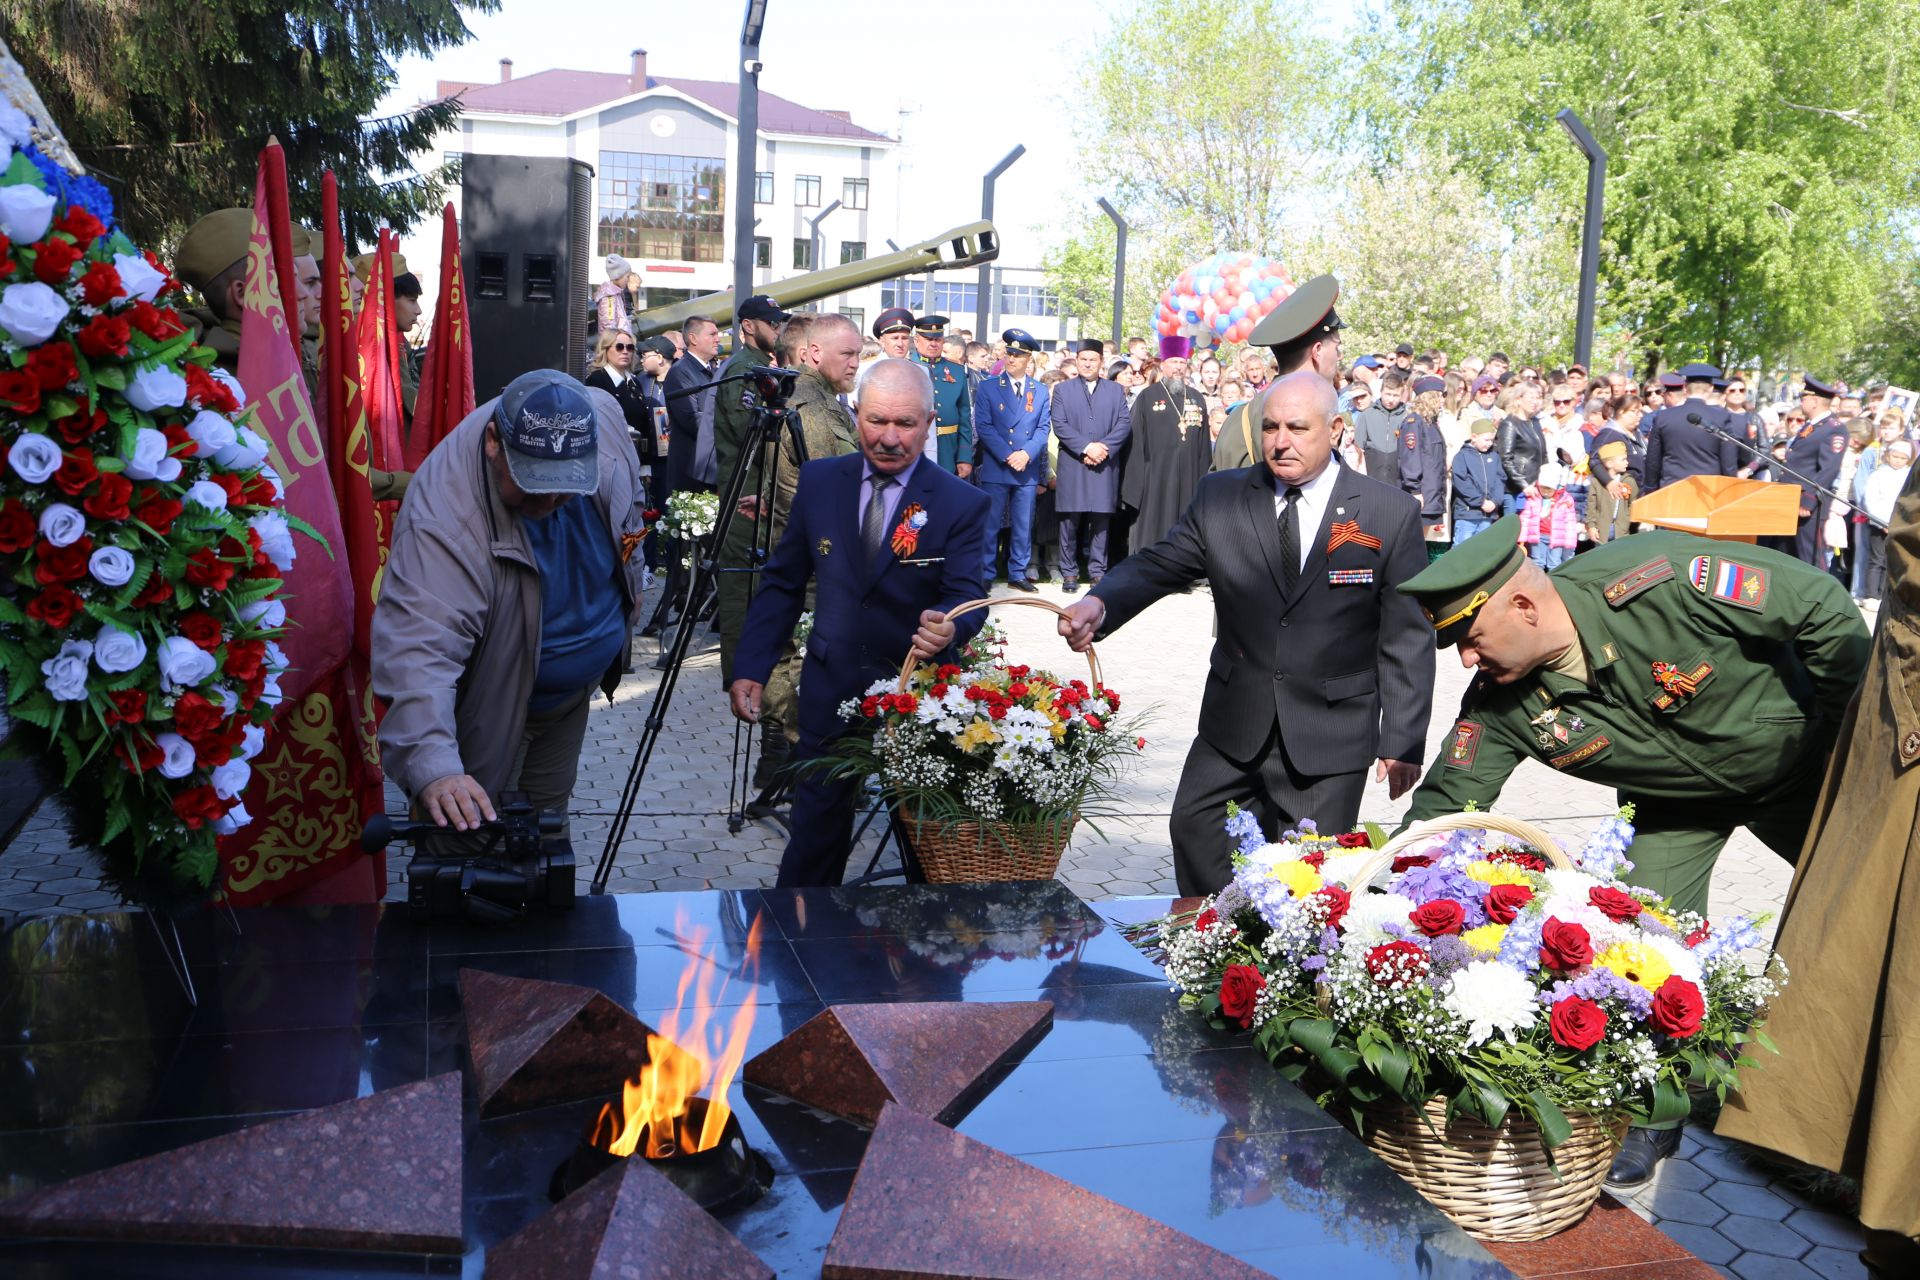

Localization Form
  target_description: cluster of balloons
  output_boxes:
[1156,252,1296,345]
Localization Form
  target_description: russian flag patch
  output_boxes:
[1709,559,1768,611]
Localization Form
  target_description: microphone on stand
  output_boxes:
[1689,412,1887,532]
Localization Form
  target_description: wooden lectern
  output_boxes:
[1630,475,1802,543]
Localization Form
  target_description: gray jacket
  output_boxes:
[1352,403,1408,485]
[371,389,647,801]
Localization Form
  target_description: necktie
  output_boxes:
[1278,486,1301,593]
[863,474,896,560]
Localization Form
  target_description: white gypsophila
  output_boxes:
[1442,960,1540,1046]
[185,409,238,458]
[182,479,228,514]
[154,731,196,779]
[249,509,295,570]
[112,251,167,303]
[958,768,1004,821]
[215,425,269,472]
[213,801,252,836]
[89,545,135,587]
[40,638,94,701]
[1162,913,1243,993]
[0,185,56,244]
[91,625,147,674]
[122,426,181,482]
[125,364,187,412]
[210,758,251,801]
[1341,891,1419,946]
[238,722,267,762]
[155,635,216,690]
[240,596,287,630]
[8,431,62,485]
[36,499,86,546]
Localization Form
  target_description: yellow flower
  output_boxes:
[1595,940,1674,992]
[953,720,1000,751]
[1467,860,1533,887]
[1646,905,1678,930]
[1269,860,1324,899]
[1462,923,1508,955]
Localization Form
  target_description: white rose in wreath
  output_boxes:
[0,281,69,346]
[92,625,148,674]
[249,509,296,571]
[210,758,251,801]
[113,252,168,303]
[121,426,182,482]
[185,410,238,458]
[40,638,94,702]
[89,545,136,587]
[238,723,266,762]
[154,732,197,779]
[37,500,87,547]
[7,431,62,485]
[0,184,56,243]
[240,597,287,630]
[182,479,228,514]
[209,366,247,406]
[156,635,217,691]
[214,425,269,472]
[214,801,253,836]
[125,364,187,412]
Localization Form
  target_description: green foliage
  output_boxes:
[0,0,496,248]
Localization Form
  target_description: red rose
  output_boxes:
[1484,883,1535,925]
[33,236,83,285]
[183,547,235,590]
[1194,907,1219,932]
[0,498,33,552]
[208,471,246,507]
[77,313,131,359]
[114,734,165,775]
[1218,963,1267,1028]
[25,585,81,629]
[193,717,247,768]
[1683,923,1711,949]
[1588,886,1644,923]
[33,536,92,584]
[128,300,187,340]
[223,638,267,682]
[55,206,105,249]
[185,364,238,414]
[83,472,133,521]
[1490,849,1549,871]
[1549,995,1608,1051]
[27,342,77,391]
[53,448,99,496]
[0,369,41,415]
[1390,854,1434,874]
[133,492,183,535]
[1408,899,1466,937]
[241,473,278,507]
[132,572,174,607]
[1314,884,1351,930]
[170,690,225,743]
[105,689,148,725]
[1650,976,1705,1038]
[172,784,228,830]
[1538,917,1594,971]
[55,405,109,443]
[77,260,124,306]
[1365,940,1431,984]
[177,612,225,651]
[0,231,12,272]
[1335,831,1371,848]
[161,420,193,457]
[1300,848,1326,869]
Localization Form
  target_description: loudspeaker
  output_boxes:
[460,154,595,399]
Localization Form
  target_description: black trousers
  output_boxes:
[1168,724,1368,896]
[1058,513,1111,581]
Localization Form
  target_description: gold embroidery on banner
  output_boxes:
[222,692,357,896]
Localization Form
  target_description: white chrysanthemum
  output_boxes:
[1342,891,1418,945]
[1536,897,1611,940]
[1643,933,1705,988]
[1442,960,1539,1045]
[1543,868,1604,899]
[1317,850,1376,888]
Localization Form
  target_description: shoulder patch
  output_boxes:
[1688,555,1713,592]
[1549,734,1612,770]
[1603,558,1675,607]
[1831,433,1846,453]
[1708,559,1769,611]
[1443,720,1483,769]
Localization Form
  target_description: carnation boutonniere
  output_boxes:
[891,504,930,557]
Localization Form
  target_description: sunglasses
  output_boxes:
[1552,398,1575,406]
[613,342,635,352]
[1785,415,1806,423]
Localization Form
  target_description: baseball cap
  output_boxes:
[639,336,677,360]
[738,294,791,324]
[492,370,600,495]
[1395,342,1414,356]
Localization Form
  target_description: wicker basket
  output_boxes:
[892,596,1099,884]
[1350,813,1627,1241]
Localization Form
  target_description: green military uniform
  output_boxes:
[1209,273,1342,473]
[712,337,776,684]
[1401,519,1870,915]
[907,314,973,473]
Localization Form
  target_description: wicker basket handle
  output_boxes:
[895,595,1102,693]
[1343,813,1574,895]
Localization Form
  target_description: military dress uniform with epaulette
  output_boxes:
[1403,529,1870,915]
[1781,408,1852,566]
[911,349,974,474]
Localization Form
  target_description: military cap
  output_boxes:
[1802,375,1838,398]
[289,225,314,256]
[1001,328,1041,354]
[175,208,256,292]
[1677,362,1722,382]
[1411,374,1445,395]
[873,307,914,337]
[1467,415,1499,437]
[1658,371,1685,389]
[912,313,950,335]
[1396,515,1529,649]
[1249,273,1342,349]
[351,250,410,283]
[1074,338,1105,355]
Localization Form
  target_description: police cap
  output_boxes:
[1001,328,1040,354]
[912,314,950,335]
[1802,375,1838,399]
[1676,362,1721,382]
[1411,375,1445,395]
[873,307,914,337]
[1658,372,1685,389]
[1248,274,1342,349]
[1396,515,1529,649]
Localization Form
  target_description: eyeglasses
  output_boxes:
[613,342,635,352]
[1785,415,1807,423]
[1551,398,1575,406]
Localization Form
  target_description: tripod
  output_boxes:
[591,366,805,894]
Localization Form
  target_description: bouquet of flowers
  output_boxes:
[661,489,717,540]
[1160,808,1783,1152]
[0,103,303,902]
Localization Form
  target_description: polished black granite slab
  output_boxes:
[0,884,1511,1278]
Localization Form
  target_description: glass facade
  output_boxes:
[793,237,814,270]
[998,285,1061,317]
[839,306,865,332]
[597,151,726,263]
[881,279,979,314]
[754,171,773,203]
[753,236,771,268]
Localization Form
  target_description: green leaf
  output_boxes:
[1526,1089,1573,1149]
[1649,1076,1692,1127]
[94,365,128,392]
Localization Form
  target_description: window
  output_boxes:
[596,151,726,263]
[839,307,865,333]
[754,171,773,204]
[753,236,771,269]
[998,284,1061,317]
[795,174,821,206]
[842,178,869,210]
[793,237,814,270]
[839,240,866,265]
[880,280,977,314]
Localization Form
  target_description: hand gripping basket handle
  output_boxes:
[1344,812,1575,895]
[895,596,1102,693]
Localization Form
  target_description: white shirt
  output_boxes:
[1273,457,1343,570]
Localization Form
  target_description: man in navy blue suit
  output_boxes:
[973,328,1053,592]
[729,359,992,886]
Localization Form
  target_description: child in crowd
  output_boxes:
[1584,440,1633,544]
[1449,418,1504,544]
[1520,461,1580,569]
[1862,439,1912,605]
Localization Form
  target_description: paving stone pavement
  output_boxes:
[0,579,1867,1277]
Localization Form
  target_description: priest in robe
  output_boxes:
[1120,340,1214,548]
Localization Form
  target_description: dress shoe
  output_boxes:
[1604,1123,1684,1190]
[1061,577,1079,593]
[1006,579,1038,593]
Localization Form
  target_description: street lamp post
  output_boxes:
[1097,197,1126,351]
[807,198,842,278]
[1555,108,1606,370]
[731,1,770,336]
[975,144,1025,336]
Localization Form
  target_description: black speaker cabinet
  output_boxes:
[460,154,595,399]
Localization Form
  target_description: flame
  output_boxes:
[592,911,764,1158]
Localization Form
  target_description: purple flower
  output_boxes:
[1542,967,1654,1019]
[1394,861,1491,927]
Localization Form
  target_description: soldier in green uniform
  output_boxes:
[1211,274,1345,472]
[713,293,793,685]
[909,314,974,477]
[1396,515,1870,1187]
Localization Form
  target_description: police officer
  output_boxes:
[1640,362,1738,490]
[1396,516,1868,1187]
[1211,273,1345,472]
[1780,375,1852,566]
[973,328,1052,592]
[909,314,974,476]
[872,307,915,359]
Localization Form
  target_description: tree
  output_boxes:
[0,1,494,249]
[1040,208,1203,349]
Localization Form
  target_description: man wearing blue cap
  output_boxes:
[1779,375,1852,566]
[1641,363,1738,491]
[973,329,1053,592]
[373,370,650,833]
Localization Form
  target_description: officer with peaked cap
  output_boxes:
[1393,516,1868,1185]
[1641,361,1738,491]
[1779,375,1852,566]
[872,307,914,358]
[908,314,974,476]
[974,328,1053,592]
[1212,273,1345,472]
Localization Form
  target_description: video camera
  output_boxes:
[361,793,575,924]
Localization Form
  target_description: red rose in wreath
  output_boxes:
[1588,886,1643,923]
[1484,883,1534,924]
[1218,963,1267,1028]
[1549,995,1608,1051]
[1408,899,1466,937]
[1650,976,1705,1038]
[1538,917,1594,971]
[1334,831,1371,848]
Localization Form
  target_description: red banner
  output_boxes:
[406,203,475,469]
[355,231,408,480]
[323,179,386,666]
